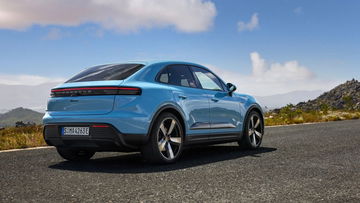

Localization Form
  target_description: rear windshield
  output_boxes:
[66,64,144,83]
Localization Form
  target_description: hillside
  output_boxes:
[0,107,44,127]
[266,79,360,126]
[295,79,360,111]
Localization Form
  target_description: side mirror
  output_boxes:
[226,83,237,96]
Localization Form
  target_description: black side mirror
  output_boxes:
[226,83,237,96]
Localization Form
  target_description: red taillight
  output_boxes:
[92,125,110,128]
[51,86,141,97]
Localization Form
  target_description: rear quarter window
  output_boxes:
[156,65,196,88]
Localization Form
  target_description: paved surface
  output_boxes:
[0,120,360,202]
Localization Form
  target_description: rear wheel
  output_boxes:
[141,112,184,164]
[239,111,264,149]
[56,147,95,161]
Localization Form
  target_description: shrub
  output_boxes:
[343,95,354,110]
[0,125,45,150]
[265,109,360,126]
[325,115,341,122]
[320,103,330,115]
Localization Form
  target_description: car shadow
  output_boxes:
[49,145,277,174]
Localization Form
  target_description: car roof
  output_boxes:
[109,60,210,70]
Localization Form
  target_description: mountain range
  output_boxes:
[255,90,324,110]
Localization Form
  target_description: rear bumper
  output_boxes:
[43,123,148,152]
[43,112,151,135]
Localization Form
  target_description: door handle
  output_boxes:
[178,95,187,100]
[211,98,219,102]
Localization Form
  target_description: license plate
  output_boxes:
[62,127,89,136]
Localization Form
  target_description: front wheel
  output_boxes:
[238,111,264,149]
[141,112,184,164]
[56,147,95,161]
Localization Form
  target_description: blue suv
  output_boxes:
[43,61,264,163]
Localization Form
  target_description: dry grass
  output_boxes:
[265,110,360,126]
[0,125,45,151]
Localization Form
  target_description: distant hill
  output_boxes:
[0,107,44,127]
[255,90,324,110]
[293,79,360,111]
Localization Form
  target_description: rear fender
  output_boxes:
[147,103,187,137]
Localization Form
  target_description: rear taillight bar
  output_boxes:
[51,86,141,97]
[92,125,110,128]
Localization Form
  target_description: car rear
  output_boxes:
[43,63,149,152]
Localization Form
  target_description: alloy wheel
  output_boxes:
[248,114,263,147]
[157,118,182,160]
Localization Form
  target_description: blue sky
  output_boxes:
[0,0,359,95]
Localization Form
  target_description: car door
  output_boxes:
[190,66,242,135]
[157,65,211,139]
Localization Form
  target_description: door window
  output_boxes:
[190,66,224,91]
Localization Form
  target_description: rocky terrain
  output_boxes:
[295,79,360,111]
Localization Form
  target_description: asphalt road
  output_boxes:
[0,120,359,202]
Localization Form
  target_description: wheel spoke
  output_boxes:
[167,119,176,135]
[254,118,260,128]
[252,134,257,145]
[254,130,262,138]
[158,139,167,151]
[250,116,254,128]
[167,142,174,159]
[160,123,167,136]
[169,137,182,144]
[248,129,254,136]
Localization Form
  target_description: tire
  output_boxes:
[238,111,264,149]
[141,112,184,164]
[56,147,95,161]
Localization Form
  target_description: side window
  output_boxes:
[158,68,169,83]
[157,65,196,88]
[190,66,224,91]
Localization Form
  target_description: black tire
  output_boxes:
[238,111,264,149]
[141,112,184,164]
[56,147,95,161]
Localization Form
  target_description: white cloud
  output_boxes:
[208,52,340,96]
[249,52,314,82]
[0,74,65,86]
[0,0,216,33]
[237,13,259,32]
